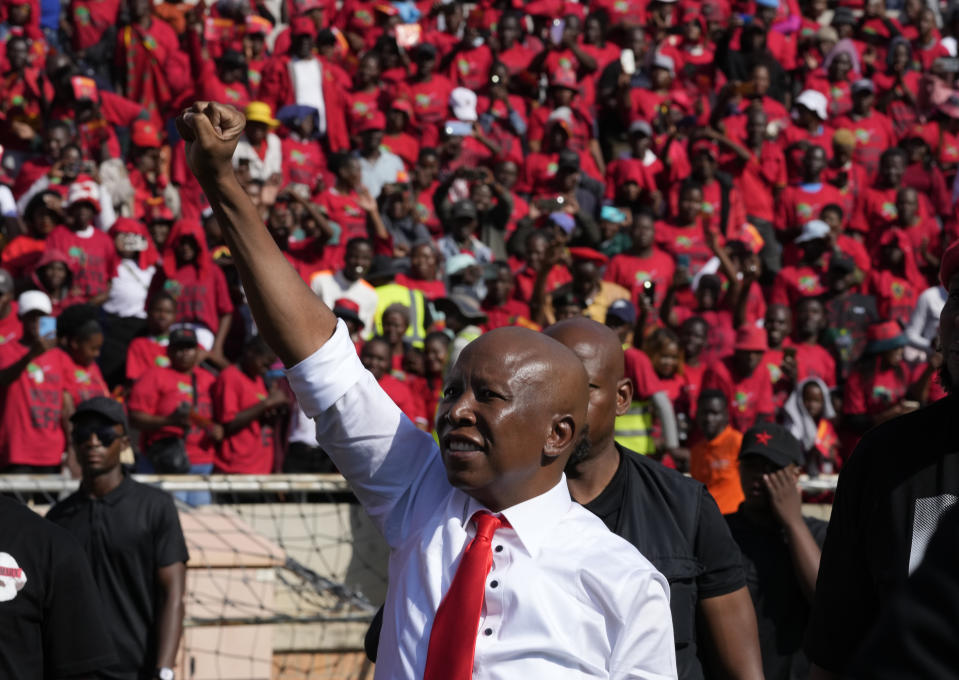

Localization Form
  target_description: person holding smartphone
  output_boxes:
[0,291,73,474]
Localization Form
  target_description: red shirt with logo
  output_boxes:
[831,110,896,180]
[213,365,274,474]
[148,264,234,334]
[867,269,918,326]
[125,335,170,382]
[702,358,775,433]
[54,348,109,404]
[775,183,844,237]
[654,220,719,274]
[770,264,828,308]
[128,365,217,465]
[46,226,118,301]
[0,344,69,467]
[480,298,532,331]
[604,250,676,309]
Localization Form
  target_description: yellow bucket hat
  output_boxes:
[245,101,279,127]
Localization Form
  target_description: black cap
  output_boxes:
[71,396,129,431]
[558,149,580,171]
[169,327,199,347]
[832,7,856,26]
[365,254,407,282]
[739,423,803,468]
[828,255,856,275]
[450,199,478,221]
[435,293,487,323]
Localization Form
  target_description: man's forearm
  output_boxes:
[155,564,186,669]
[699,587,765,680]
[783,518,822,602]
[196,171,335,367]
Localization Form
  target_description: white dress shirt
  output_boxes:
[285,320,677,680]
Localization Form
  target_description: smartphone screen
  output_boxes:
[38,315,56,340]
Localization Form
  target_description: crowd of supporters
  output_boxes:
[0,0,956,506]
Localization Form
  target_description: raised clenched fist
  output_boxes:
[175,101,246,182]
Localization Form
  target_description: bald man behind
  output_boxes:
[546,318,765,680]
[176,101,676,679]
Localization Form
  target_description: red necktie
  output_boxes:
[423,511,508,680]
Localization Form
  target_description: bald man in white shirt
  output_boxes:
[176,101,677,680]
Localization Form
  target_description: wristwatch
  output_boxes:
[156,668,175,680]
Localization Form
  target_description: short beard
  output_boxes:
[563,426,591,477]
[938,364,954,395]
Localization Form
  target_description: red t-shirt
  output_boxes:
[125,336,170,382]
[775,183,844,237]
[380,373,427,426]
[666,178,746,237]
[624,348,663,401]
[728,142,788,223]
[281,137,328,192]
[604,250,676,309]
[0,305,22,347]
[46,226,118,300]
[844,363,909,416]
[54,348,109,404]
[654,221,718,274]
[316,187,368,242]
[831,110,896,180]
[128,365,217,465]
[513,265,572,304]
[481,298,532,331]
[0,343,69,467]
[448,45,493,92]
[702,358,775,433]
[213,365,274,474]
[867,269,918,326]
[148,264,234,334]
[795,342,838,387]
[770,264,828,308]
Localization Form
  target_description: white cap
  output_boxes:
[795,90,828,120]
[17,290,53,317]
[795,219,830,244]
[449,87,478,122]
[652,52,675,76]
[66,180,101,211]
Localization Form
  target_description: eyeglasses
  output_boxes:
[72,424,121,447]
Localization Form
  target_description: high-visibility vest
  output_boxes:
[614,399,655,455]
[373,283,428,347]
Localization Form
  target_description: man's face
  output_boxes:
[361,129,384,152]
[382,310,409,344]
[499,14,520,46]
[70,332,103,367]
[452,216,477,242]
[69,203,96,230]
[7,39,29,70]
[489,267,513,303]
[410,244,436,279]
[630,216,655,251]
[680,320,707,358]
[939,275,959,389]
[696,396,728,441]
[739,455,790,511]
[853,90,875,115]
[343,242,373,281]
[735,348,764,375]
[170,344,198,372]
[796,300,824,338]
[360,341,391,381]
[148,298,176,334]
[73,415,126,477]
[494,161,518,188]
[525,235,547,271]
[802,147,826,178]
[435,332,583,509]
[880,154,905,187]
[572,260,599,287]
[897,189,919,224]
[175,235,198,264]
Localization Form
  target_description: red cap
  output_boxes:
[390,98,414,116]
[333,298,364,327]
[734,326,769,353]
[147,201,175,222]
[245,15,272,34]
[550,68,579,91]
[131,119,162,148]
[867,320,904,344]
[525,0,562,15]
[291,15,317,37]
[690,138,719,159]
[940,238,959,288]
[334,297,360,313]
[568,247,608,265]
[356,111,386,134]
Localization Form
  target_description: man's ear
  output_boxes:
[616,377,633,417]
[543,413,576,461]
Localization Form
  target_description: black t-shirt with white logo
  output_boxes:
[806,394,959,672]
[47,476,189,680]
[0,495,115,679]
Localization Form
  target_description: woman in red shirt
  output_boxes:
[126,292,176,384]
[52,306,109,405]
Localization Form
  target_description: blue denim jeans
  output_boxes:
[137,457,214,507]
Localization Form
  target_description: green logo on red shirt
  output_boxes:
[154,356,171,367]
[26,362,44,384]
[74,369,90,385]
[880,202,897,219]
[733,390,749,412]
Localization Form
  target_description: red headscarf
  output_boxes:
[109,217,160,271]
[161,219,214,279]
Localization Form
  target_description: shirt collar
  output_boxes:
[459,476,573,558]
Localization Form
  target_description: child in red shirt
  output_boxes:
[126,293,176,383]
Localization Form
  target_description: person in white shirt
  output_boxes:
[905,284,947,361]
[309,237,379,332]
[356,111,405,199]
[231,102,283,183]
[175,101,677,680]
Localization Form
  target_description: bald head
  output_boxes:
[545,318,632,463]
[437,326,590,511]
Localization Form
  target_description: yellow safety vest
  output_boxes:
[374,283,428,347]
[614,399,655,455]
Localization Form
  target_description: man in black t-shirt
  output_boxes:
[725,424,827,680]
[47,398,189,680]
[0,495,115,679]
[547,318,764,680]
[807,240,959,678]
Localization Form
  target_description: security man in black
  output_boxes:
[806,245,959,680]
[0,494,116,679]
[46,397,189,680]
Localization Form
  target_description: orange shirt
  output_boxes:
[690,425,745,515]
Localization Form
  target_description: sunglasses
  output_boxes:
[72,424,121,447]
